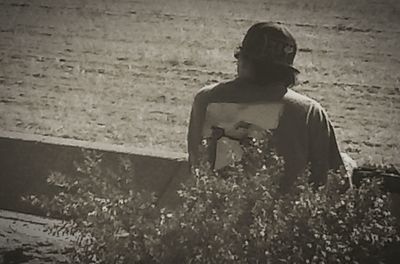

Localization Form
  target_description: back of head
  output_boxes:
[235,22,299,87]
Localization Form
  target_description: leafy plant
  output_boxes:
[30,141,399,263]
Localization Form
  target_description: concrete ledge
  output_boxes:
[0,131,186,161]
[0,131,189,215]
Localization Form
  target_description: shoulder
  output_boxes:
[194,83,218,99]
[283,89,319,107]
[283,88,325,113]
[193,79,239,104]
[192,83,215,107]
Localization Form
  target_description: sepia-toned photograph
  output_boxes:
[0,0,399,263]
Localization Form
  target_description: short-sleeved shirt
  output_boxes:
[187,78,344,187]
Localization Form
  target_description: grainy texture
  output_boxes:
[0,1,399,261]
[0,0,399,166]
[0,210,72,263]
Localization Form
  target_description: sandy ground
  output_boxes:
[0,0,399,262]
[0,0,399,165]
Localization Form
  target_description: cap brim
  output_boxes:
[272,60,300,74]
[278,63,300,74]
[234,48,299,73]
[234,53,300,74]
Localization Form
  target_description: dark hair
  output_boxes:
[235,47,298,87]
[250,59,298,87]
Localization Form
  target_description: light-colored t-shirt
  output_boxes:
[203,102,283,170]
[187,78,344,187]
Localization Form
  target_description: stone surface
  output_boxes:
[0,209,72,264]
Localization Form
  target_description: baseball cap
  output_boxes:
[234,22,299,73]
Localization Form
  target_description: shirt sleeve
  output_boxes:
[307,103,344,185]
[187,88,210,168]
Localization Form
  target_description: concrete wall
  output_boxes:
[0,131,189,215]
[1,131,399,224]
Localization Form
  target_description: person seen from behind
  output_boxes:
[187,22,352,190]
